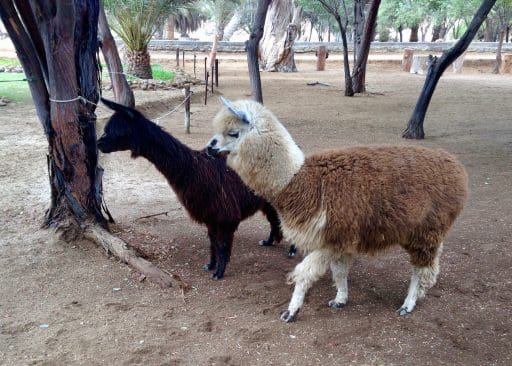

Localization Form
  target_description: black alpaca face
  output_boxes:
[97,114,134,153]
[98,98,138,154]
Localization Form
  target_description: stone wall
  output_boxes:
[147,40,512,54]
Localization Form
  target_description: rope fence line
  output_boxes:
[154,91,192,124]
[105,70,187,92]
[2,69,196,130]
[48,88,193,126]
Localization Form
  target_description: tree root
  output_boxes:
[83,225,190,291]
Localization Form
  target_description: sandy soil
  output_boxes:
[1,55,511,366]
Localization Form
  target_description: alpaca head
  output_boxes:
[98,98,142,154]
[207,97,304,200]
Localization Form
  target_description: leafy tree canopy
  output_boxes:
[103,0,193,50]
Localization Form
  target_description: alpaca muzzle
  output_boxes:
[206,145,229,158]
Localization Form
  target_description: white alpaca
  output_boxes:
[207,97,468,322]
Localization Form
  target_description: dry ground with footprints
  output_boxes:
[1,53,512,365]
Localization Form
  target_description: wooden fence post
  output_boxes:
[184,84,191,134]
[402,48,414,72]
[193,54,196,78]
[182,50,185,68]
[204,57,207,81]
[316,45,327,71]
[204,72,208,105]
[211,64,214,92]
[501,54,512,73]
[215,59,219,87]
[176,47,180,67]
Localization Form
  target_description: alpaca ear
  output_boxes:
[219,96,250,124]
[101,97,136,120]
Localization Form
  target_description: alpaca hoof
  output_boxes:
[280,309,298,322]
[258,239,273,246]
[328,300,345,309]
[203,263,215,271]
[287,245,297,258]
[212,272,224,280]
[397,307,411,316]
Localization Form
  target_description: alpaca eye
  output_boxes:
[227,131,239,138]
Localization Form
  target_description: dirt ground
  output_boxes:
[1,53,511,366]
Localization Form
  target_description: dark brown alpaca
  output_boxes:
[97,98,283,280]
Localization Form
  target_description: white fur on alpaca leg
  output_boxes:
[281,249,331,322]
[329,255,354,308]
[399,268,421,315]
[399,265,439,315]
[399,243,443,315]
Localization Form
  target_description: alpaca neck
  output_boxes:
[231,128,304,203]
[134,121,196,185]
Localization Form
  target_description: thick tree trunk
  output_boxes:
[223,9,243,41]
[207,25,224,70]
[336,16,354,96]
[484,18,494,41]
[247,0,272,103]
[166,16,175,40]
[126,48,153,79]
[352,0,381,93]
[1,0,182,288]
[409,24,419,42]
[33,2,106,226]
[98,2,135,107]
[259,0,300,72]
[0,0,50,134]
[353,0,364,65]
[432,22,448,42]
[493,29,505,74]
[403,0,498,139]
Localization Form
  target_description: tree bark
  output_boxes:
[337,16,354,96]
[246,0,272,103]
[1,0,50,135]
[484,18,494,41]
[98,2,135,107]
[353,0,364,65]
[223,9,242,41]
[351,0,381,93]
[1,0,185,288]
[493,28,505,74]
[259,0,300,72]
[403,0,498,139]
[409,24,419,42]
[126,48,153,79]
[166,16,175,40]
[207,24,224,70]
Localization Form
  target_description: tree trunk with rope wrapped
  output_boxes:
[0,0,186,289]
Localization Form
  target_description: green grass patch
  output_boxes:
[0,72,31,103]
[0,58,21,67]
[102,63,175,82]
[150,64,175,81]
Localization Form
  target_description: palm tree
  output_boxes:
[174,7,206,38]
[103,0,193,79]
[201,0,242,68]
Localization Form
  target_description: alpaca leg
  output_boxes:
[281,249,331,322]
[399,242,443,315]
[259,202,282,246]
[287,244,297,258]
[212,229,235,280]
[328,254,354,308]
[203,228,217,271]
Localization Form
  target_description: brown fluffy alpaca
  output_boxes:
[207,97,468,322]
